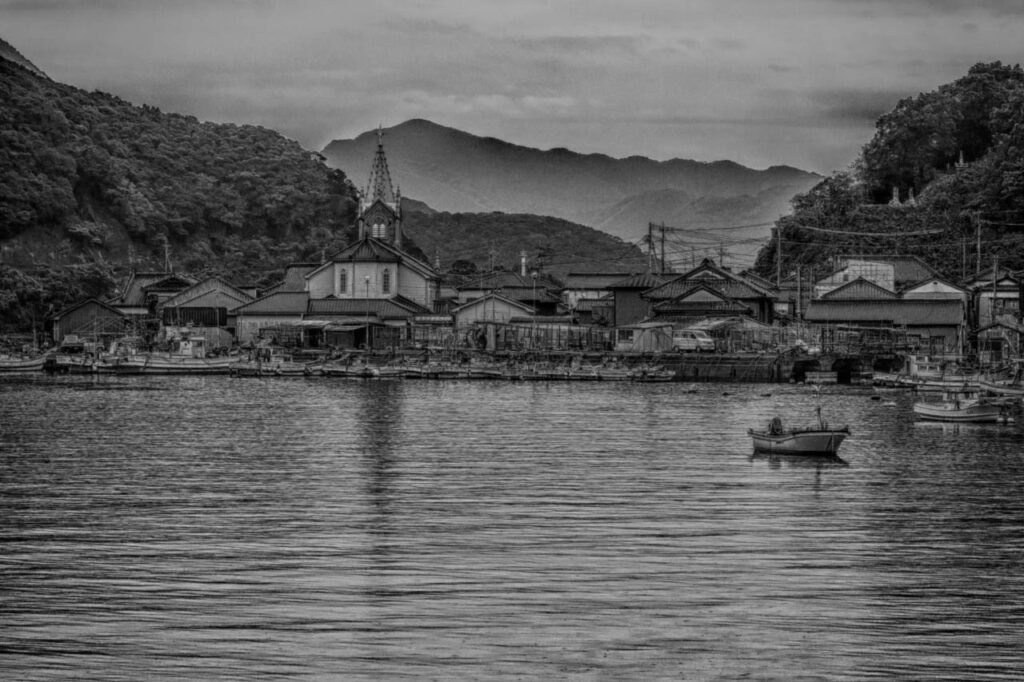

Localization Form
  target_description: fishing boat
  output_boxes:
[979,361,1024,397]
[748,406,850,455]
[114,336,240,375]
[912,390,1012,423]
[0,355,45,372]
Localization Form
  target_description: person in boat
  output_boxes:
[768,417,785,435]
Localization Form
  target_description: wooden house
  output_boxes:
[109,271,196,319]
[963,267,1021,330]
[805,297,965,352]
[643,258,776,325]
[160,277,255,346]
[231,292,310,344]
[562,272,633,309]
[49,298,126,345]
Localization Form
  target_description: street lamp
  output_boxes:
[531,271,538,349]
[364,275,370,350]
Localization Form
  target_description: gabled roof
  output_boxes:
[652,284,752,315]
[805,299,964,326]
[51,297,125,321]
[676,257,774,296]
[160,276,255,308]
[606,272,668,290]
[451,292,536,315]
[820,277,899,300]
[306,295,430,319]
[111,271,193,307]
[309,237,436,279]
[899,276,969,297]
[231,292,309,316]
[962,267,1021,290]
[143,274,196,292]
[646,277,767,301]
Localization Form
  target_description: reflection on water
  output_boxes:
[2,376,1024,680]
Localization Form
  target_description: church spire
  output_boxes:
[364,124,396,208]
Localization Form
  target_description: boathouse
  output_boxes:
[49,298,126,345]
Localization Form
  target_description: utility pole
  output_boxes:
[660,222,666,275]
[975,211,982,276]
[647,223,655,273]
[775,226,782,287]
[796,265,802,319]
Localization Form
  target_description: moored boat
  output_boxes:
[748,406,850,455]
[0,355,45,372]
[912,390,1012,423]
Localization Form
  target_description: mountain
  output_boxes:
[322,119,821,248]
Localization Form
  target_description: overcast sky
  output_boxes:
[3,0,1023,174]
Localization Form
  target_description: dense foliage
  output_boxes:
[0,57,359,328]
[402,209,648,280]
[754,62,1024,282]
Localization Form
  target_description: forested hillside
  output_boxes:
[753,62,1024,283]
[0,55,360,328]
[402,209,648,279]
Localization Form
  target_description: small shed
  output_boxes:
[49,298,126,344]
[614,322,674,353]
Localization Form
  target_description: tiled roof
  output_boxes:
[564,273,634,289]
[820,277,898,300]
[607,272,668,289]
[646,278,767,301]
[112,271,192,306]
[51,297,125,321]
[231,292,309,315]
[805,299,964,326]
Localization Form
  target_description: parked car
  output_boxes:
[672,329,716,352]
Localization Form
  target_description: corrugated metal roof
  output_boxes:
[837,255,937,285]
[805,299,964,326]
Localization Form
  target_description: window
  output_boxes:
[339,268,347,294]
[382,268,391,294]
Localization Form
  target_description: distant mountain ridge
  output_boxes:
[322,119,821,245]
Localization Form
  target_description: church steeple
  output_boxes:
[357,125,402,247]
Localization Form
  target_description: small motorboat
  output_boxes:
[912,390,1012,423]
[748,406,850,455]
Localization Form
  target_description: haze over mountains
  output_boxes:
[322,119,822,251]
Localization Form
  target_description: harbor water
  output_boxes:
[2,375,1024,680]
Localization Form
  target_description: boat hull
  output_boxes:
[0,357,45,372]
[912,401,1008,423]
[748,428,849,455]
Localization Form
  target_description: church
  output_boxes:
[233,129,441,347]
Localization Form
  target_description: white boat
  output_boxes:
[748,407,850,455]
[0,355,45,372]
[912,390,1012,423]
[980,361,1024,396]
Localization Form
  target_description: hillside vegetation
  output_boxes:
[753,62,1024,283]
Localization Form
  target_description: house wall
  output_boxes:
[307,261,433,308]
[613,291,649,327]
[235,315,305,343]
[454,299,527,326]
[976,290,1020,328]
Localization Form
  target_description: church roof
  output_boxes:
[309,237,437,279]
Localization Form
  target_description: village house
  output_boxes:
[605,272,668,327]
[159,276,255,347]
[642,258,777,325]
[963,265,1022,330]
[49,298,126,345]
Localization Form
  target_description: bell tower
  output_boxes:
[357,125,403,248]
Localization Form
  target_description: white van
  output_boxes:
[672,329,716,352]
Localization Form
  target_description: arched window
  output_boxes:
[373,222,386,239]
[339,268,347,294]
[382,268,391,294]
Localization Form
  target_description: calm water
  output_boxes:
[2,374,1024,681]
